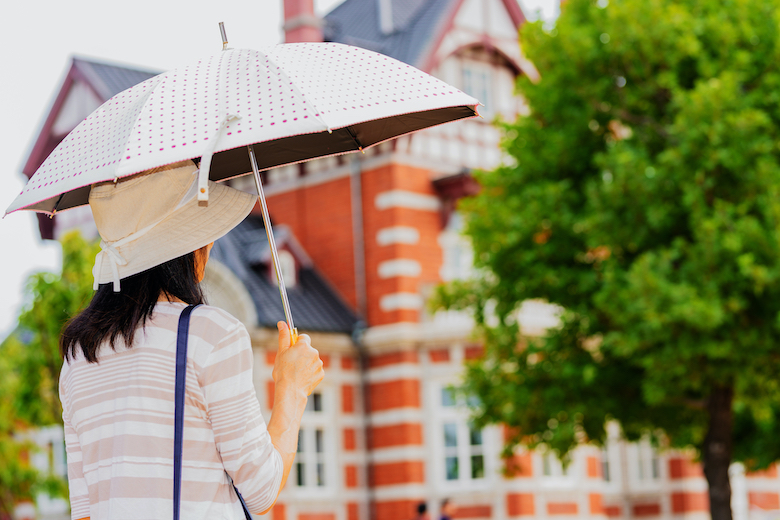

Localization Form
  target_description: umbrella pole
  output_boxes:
[247,145,299,346]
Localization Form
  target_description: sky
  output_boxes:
[0,0,557,339]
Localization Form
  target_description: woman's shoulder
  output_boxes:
[154,301,249,345]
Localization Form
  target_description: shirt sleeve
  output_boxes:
[62,398,90,519]
[199,319,283,513]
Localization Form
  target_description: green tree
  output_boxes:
[433,1,780,518]
[0,231,98,516]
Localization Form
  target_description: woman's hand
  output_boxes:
[272,322,324,398]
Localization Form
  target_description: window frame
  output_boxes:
[431,382,496,490]
[288,388,336,497]
[460,59,494,117]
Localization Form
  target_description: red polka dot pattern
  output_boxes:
[8,43,478,215]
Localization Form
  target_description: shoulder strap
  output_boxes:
[174,304,252,520]
[174,304,199,520]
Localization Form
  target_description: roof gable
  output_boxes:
[324,0,460,69]
[21,57,160,240]
[324,0,525,71]
[22,57,159,178]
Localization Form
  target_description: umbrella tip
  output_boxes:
[219,22,228,51]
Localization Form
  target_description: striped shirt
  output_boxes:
[59,302,282,520]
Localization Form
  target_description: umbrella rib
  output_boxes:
[50,193,65,216]
[345,127,364,152]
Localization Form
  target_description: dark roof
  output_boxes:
[72,57,160,100]
[211,216,358,333]
[323,0,458,69]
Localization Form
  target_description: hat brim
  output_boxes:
[93,179,256,285]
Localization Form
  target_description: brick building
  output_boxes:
[19,1,780,520]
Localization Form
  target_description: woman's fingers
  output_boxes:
[277,321,292,352]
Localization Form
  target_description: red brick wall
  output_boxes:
[589,494,603,515]
[452,505,491,518]
[547,502,577,515]
[749,492,780,510]
[429,348,450,363]
[371,461,425,486]
[342,384,356,413]
[347,503,359,520]
[633,503,661,517]
[299,515,335,520]
[369,350,419,367]
[506,494,535,516]
[369,379,420,411]
[361,163,443,326]
[504,452,533,477]
[343,428,356,451]
[375,500,421,520]
[370,423,423,448]
[586,456,600,478]
[264,159,448,326]
[345,465,359,488]
[671,492,708,513]
[264,176,357,309]
[668,457,703,479]
[272,503,286,520]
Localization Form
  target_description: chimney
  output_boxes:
[283,0,323,43]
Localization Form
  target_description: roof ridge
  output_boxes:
[70,54,162,75]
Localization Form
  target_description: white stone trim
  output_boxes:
[370,447,429,463]
[376,226,420,246]
[369,484,430,500]
[379,292,423,311]
[378,259,422,279]
[375,190,441,211]
[367,364,423,383]
[368,409,425,426]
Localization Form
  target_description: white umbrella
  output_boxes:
[7,34,479,339]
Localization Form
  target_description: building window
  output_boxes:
[541,451,570,478]
[436,384,488,485]
[275,250,297,288]
[637,442,660,481]
[461,61,493,115]
[294,391,330,490]
[601,447,611,482]
[438,212,473,282]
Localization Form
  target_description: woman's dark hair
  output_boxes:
[61,251,205,363]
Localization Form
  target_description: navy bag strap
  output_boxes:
[174,304,253,520]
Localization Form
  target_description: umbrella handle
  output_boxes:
[246,145,298,347]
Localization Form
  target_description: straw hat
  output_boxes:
[90,160,255,291]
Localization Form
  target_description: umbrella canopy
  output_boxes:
[7,42,478,215]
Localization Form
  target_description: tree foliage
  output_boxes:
[0,231,98,516]
[433,0,780,517]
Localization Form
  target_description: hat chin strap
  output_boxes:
[93,172,199,292]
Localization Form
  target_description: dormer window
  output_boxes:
[274,249,298,288]
[462,61,493,116]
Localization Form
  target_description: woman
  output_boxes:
[59,160,324,519]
